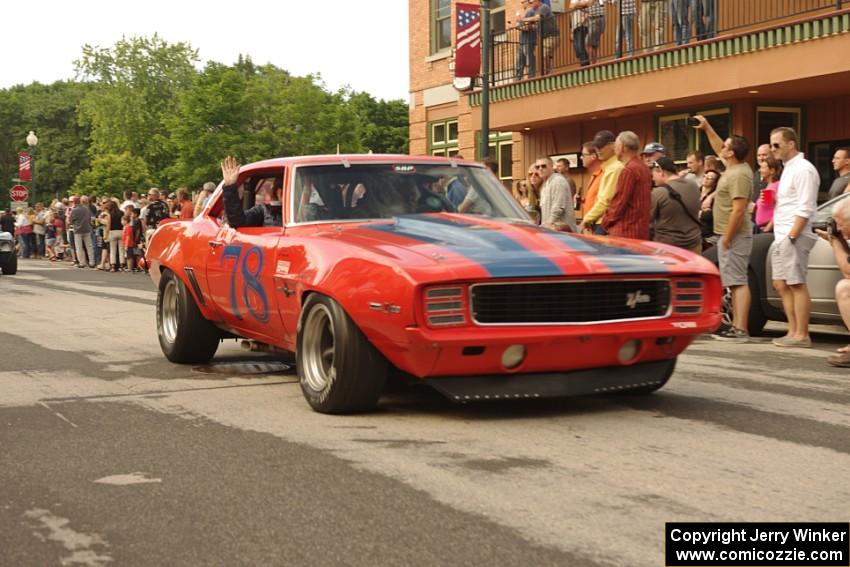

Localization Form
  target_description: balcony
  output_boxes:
[470,0,848,108]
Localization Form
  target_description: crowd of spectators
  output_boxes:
[1,182,216,273]
[507,119,850,365]
[514,0,718,80]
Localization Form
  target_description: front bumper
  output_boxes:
[372,312,720,378]
[425,359,675,402]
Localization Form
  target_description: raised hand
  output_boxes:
[221,156,240,186]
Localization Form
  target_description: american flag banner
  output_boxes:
[454,3,481,78]
[18,152,31,181]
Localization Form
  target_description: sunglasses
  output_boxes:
[771,143,782,149]
[535,164,548,169]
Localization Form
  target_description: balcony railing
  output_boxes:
[486,0,842,86]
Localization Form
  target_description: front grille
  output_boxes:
[470,280,671,325]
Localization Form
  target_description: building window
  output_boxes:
[429,119,459,156]
[657,107,731,162]
[491,0,507,36]
[432,0,452,54]
[756,106,802,148]
[476,131,513,181]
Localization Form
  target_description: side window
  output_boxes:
[208,170,285,228]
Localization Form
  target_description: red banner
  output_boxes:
[18,152,31,181]
[454,3,481,78]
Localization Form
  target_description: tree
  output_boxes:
[0,81,92,206]
[71,152,153,197]
[75,35,198,187]
[167,63,365,188]
[347,92,409,155]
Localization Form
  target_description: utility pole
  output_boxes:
[480,0,491,159]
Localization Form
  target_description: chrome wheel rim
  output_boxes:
[161,278,179,344]
[302,305,336,392]
[720,286,733,327]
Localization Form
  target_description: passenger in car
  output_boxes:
[220,156,283,228]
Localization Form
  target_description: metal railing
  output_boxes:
[487,0,841,86]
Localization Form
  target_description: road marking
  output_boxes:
[24,508,112,566]
[38,402,78,428]
[94,472,162,485]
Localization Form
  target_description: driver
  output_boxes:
[415,174,455,214]
[220,156,282,228]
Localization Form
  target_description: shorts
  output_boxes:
[717,232,752,287]
[587,16,606,48]
[46,238,56,247]
[770,235,815,286]
[542,35,560,56]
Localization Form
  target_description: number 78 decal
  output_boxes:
[220,244,270,323]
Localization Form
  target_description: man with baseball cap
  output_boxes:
[641,142,666,167]
[650,157,702,254]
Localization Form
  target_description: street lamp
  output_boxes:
[26,131,38,203]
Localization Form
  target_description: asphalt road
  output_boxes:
[1,260,849,566]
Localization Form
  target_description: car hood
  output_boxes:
[314,214,714,281]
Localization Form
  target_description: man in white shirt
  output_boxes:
[769,126,820,348]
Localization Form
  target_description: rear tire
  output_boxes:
[746,269,767,336]
[297,294,388,414]
[157,269,220,363]
[1,254,17,275]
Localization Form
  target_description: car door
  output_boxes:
[204,171,290,346]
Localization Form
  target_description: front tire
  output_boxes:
[297,294,388,414]
[157,269,220,363]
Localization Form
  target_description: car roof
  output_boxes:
[240,154,486,173]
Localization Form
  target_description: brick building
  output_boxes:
[408,0,850,205]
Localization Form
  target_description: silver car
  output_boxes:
[706,193,849,335]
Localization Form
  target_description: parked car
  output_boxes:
[0,231,16,274]
[704,193,850,335]
[146,155,721,414]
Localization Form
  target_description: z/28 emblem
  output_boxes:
[625,291,651,309]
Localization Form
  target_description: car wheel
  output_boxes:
[297,294,389,414]
[746,269,767,336]
[718,270,768,336]
[1,254,17,275]
[157,269,220,363]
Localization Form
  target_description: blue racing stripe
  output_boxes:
[364,215,564,278]
[518,224,670,274]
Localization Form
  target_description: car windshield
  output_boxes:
[291,163,526,223]
[814,192,850,224]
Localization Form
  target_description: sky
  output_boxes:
[0,0,410,102]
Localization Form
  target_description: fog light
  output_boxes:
[502,345,526,369]
[617,340,642,364]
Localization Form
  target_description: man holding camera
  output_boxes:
[770,127,819,348]
[816,198,850,366]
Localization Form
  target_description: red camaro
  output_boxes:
[147,155,721,414]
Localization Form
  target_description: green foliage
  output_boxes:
[75,34,198,186]
[71,152,153,197]
[0,81,92,206]
[1,37,410,202]
[347,92,410,155]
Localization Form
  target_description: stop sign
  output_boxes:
[10,185,28,201]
